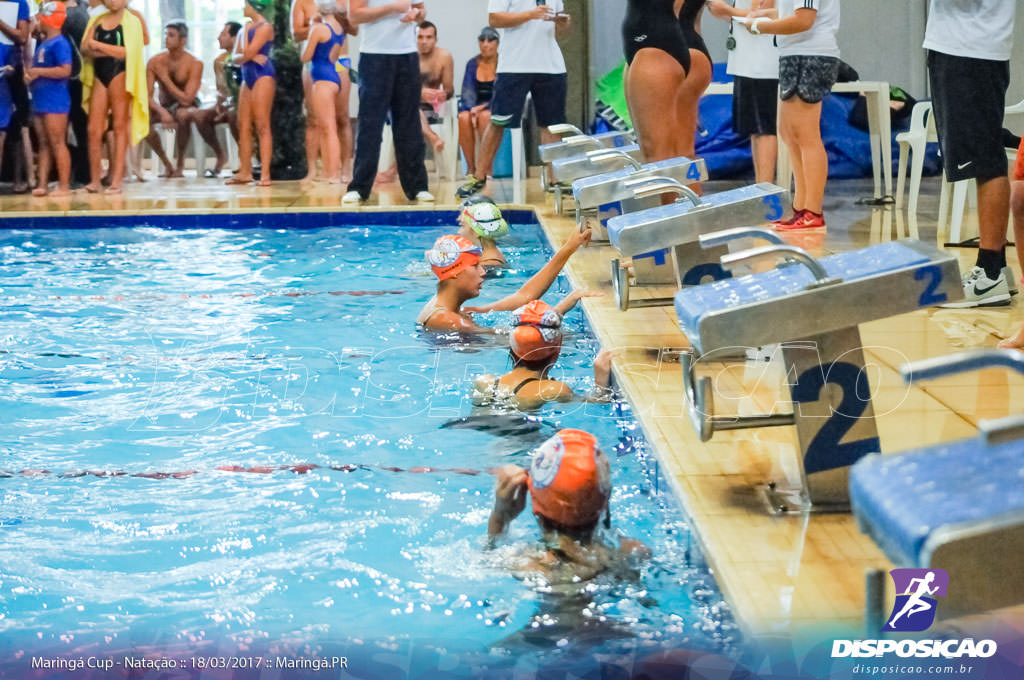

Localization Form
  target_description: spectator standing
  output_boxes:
[458,26,497,178]
[455,0,570,199]
[0,0,30,192]
[145,22,203,178]
[416,20,452,154]
[27,2,73,196]
[227,0,276,187]
[926,0,1017,308]
[300,2,346,183]
[342,0,432,204]
[63,0,92,185]
[708,0,779,183]
[742,0,840,230]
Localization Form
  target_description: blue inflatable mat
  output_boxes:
[674,241,929,340]
[850,438,1024,566]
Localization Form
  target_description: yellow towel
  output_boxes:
[81,10,150,147]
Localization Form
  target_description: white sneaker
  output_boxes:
[939,266,1011,308]
[414,190,435,203]
[342,190,364,205]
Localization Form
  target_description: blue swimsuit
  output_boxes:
[241,22,275,89]
[310,23,344,86]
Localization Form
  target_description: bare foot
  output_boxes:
[104,185,123,195]
[375,168,397,185]
[50,188,72,197]
[225,176,253,185]
[998,325,1024,350]
[83,183,103,193]
[300,174,317,185]
[32,187,47,197]
[256,178,271,187]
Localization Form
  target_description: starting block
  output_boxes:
[570,156,708,241]
[549,146,645,215]
[852,350,1024,620]
[605,183,790,310]
[675,237,963,512]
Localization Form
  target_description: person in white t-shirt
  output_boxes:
[742,0,839,230]
[925,0,1017,309]
[708,0,779,183]
[455,0,571,199]
[342,0,433,205]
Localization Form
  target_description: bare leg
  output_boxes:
[313,80,340,182]
[146,124,175,177]
[32,116,51,195]
[676,49,712,193]
[192,107,226,174]
[977,175,1011,252]
[105,72,130,193]
[18,125,34,191]
[230,85,255,183]
[458,110,476,176]
[252,76,275,185]
[85,82,110,192]
[623,50,686,165]
[302,68,318,183]
[782,97,827,214]
[421,109,444,152]
[335,70,353,183]
[751,133,778,185]
[45,113,72,195]
[173,107,194,176]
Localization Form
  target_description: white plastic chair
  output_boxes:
[895,101,935,215]
[427,99,459,181]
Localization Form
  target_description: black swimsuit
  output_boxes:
[679,0,711,63]
[93,23,126,88]
[622,0,691,74]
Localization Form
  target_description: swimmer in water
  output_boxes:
[417,227,593,334]
[487,429,650,584]
[458,196,509,270]
[472,299,613,411]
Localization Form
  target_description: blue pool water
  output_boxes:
[0,223,738,673]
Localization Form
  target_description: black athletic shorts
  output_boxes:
[928,49,1010,183]
[490,73,567,128]
[778,55,838,104]
[733,76,778,136]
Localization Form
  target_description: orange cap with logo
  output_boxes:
[528,429,610,528]
[510,300,563,363]
[426,235,483,281]
[38,1,66,29]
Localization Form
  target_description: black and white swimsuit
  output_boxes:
[622,0,691,74]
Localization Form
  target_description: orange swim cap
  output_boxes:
[38,1,66,30]
[528,429,610,528]
[510,300,562,363]
[426,235,482,280]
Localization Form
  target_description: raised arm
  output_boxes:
[489,5,551,29]
[472,228,593,313]
[487,465,528,540]
[291,0,312,42]
[747,5,813,35]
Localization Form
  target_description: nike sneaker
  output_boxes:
[775,210,826,231]
[771,210,804,228]
[939,266,1012,308]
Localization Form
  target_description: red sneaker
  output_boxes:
[771,209,804,228]
[775,210,826,231]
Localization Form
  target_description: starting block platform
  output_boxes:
[604,183,790,310]
[570,157,708,241]
[674,238,963,512]
[852,350,1024,619]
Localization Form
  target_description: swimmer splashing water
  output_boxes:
[887,571,939,628]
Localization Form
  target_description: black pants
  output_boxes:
[348,52,427,200]
[68,80,90,184]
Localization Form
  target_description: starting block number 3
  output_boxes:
[762,195,784,222]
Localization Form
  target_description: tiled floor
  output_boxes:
[2,169,1021,640]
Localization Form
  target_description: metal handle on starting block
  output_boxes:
[901,349,1024,383]
[699,227,785,249]
[623,177,702,207]
[560,135,600,148]
[902,350,1024,445]
[586,149,643,170]
[610,259,673,311]
[548,123,584,137]
[720,245,840,288]
[680,349,794,442]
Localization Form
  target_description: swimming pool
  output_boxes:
[0,220,738,676]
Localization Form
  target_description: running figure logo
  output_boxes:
[884,568,949,632]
